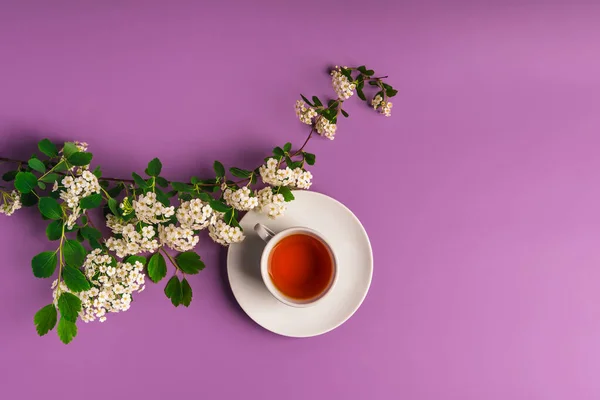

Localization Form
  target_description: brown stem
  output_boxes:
[293,126,316,156]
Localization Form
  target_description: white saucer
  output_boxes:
[227,190,373,337]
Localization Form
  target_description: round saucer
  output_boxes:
[227,190,373,337]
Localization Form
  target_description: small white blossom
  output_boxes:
[176,199,216,230]
[295,100,317,125]
[316,117,336,140]
[132,192,175,224]
[257,187,287,219]
[0,190,22,216]
[331,66,356,100]
[105,223,159,258]
[208,219,244,246]
[158,224,199,252]
[223,187,259,211]
[372,95,392,117]
[56,170,101,228]
[259,159,313,188]
[52,249,145,323]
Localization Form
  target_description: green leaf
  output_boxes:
[155,176,169,187]
[14,171,38,194]
[79,193,102,209]
[107,197,120,215]
[92,165,102,178]
[31,251,58,278]
[175,251,205,275]
[229,167,252,178]
[357,65,367,74]
[80,226,101,240]
[303,152,316,165]
[53,160,68,172]
[34,304,57,336]
[46,220,63,241]
[2,170,18,182]
[62,239,86,268]
[198,192,212,202]
[146,158,162,177]
[21,192,38,206]
[38,197,62,219]
[224,208,239,227]
[278,186,295,202]
[132,172,149,189]
[62,142,78,157]
[300,94,313,106]
[171,182,193,192]
[125,255,147,266]
[76,229,85,242]
[164,275,182,307]
[28,158,46,173]
[39,173,60,183]
[213,161,225,178]
[63,266,90,292]
[273,147,285,157]
[356,85,366,101]
[209,200,230,213]
[181,278,192,307]
[37,181,46,190]
[106,183,124,198]
[38,139,58,158]
[368,81,379,86]
[365,69,375,76]
[386,87,398,97]
[57,292,81,322]
[67,152,93,166]
[312,96,323,107]
[148,253,167,283]
[154,188,170,206]
[341,109,349,118]
[340,67,353,80]
[57,318,77,344]
[283,142,292,153]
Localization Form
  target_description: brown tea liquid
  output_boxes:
[268,233,333,300]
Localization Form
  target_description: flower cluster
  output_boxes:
[132,192,175,224]
[176,199,216,229]
[52,249,146,323]
[259,158,313,189]
[331,66,356,100]
[223,187,259,211]
[105,219,160,258]
[372,95,393,117]
[257,187,287,219]
[208,220,244,245]
[316,117,337,140]
[158,224,200,252]
[295,100,317,125]
[0,190,22,216]
[59,170,101,228]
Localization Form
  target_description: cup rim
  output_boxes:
[260,226,338,308]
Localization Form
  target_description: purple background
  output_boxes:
[1,1,600,399]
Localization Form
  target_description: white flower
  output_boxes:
[58,170,101,227]
[293,168,313,189]
[105,223,159,258]
[52,181,59,192]
[208,219,245,246]
[316,118,336,140]
[331,66,356,100]
[223,187,259,211]
[372,95,392,117]
[295,100,317,125]
[52,249,145,323]
[0,190,22,216]
[176,199,215,230]
[158,224,199,252]
[257,187,287,219]
[132,192,175,224]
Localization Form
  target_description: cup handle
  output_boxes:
[254,223,275,243]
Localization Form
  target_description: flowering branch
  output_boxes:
[0,64,396,344]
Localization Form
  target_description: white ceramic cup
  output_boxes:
[254,223,338,307]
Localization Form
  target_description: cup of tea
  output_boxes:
[254,223,338,307]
